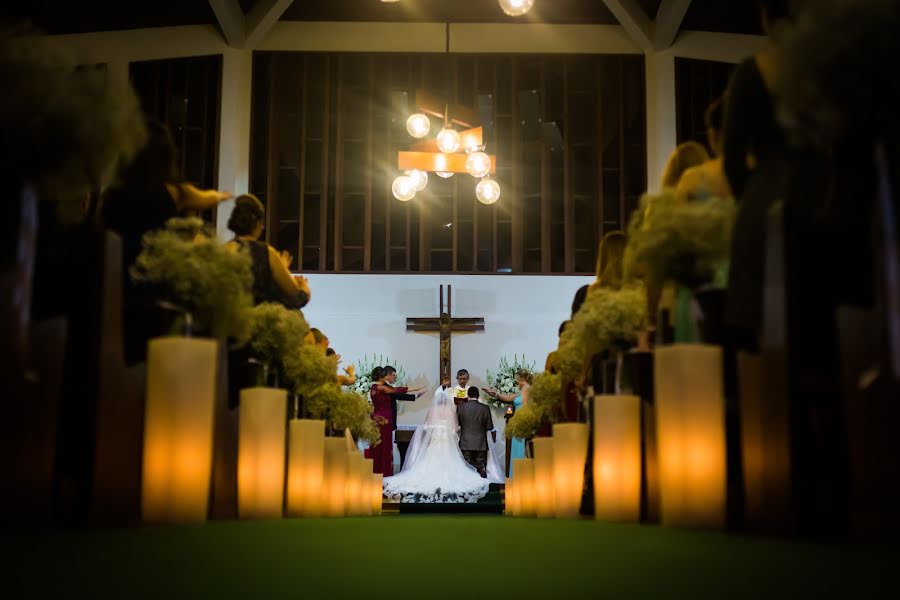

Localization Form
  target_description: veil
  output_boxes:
[399,386,460,473]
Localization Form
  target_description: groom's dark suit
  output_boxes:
[456,399,494,478]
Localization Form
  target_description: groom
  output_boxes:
[457,385,494,478]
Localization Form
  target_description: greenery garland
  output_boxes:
[624,191,735,289]
[130,217,253,341]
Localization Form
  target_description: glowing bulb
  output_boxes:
[498,0,534,17]
[476,179,501,204]
[436,128,461,153]
[465,152,491,178]
[406,113,430,138]
[436,171,454,178]
[406,169,428,191]
[392,175,416,201]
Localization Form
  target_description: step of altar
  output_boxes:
[383,484,505,514]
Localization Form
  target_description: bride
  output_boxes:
[382,381,505,503]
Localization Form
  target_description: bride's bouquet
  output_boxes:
[348,354,407,402]
[485,354,536,408]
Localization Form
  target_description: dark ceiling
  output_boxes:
[1,0,760,38]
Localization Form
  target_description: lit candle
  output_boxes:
[371,474,384,515]
[238,387,287,519]
[286,419,325,517]
[142,337,218,523]
[593,394,642,522]
[655,344,726,528]
[513,458,536,517]
[532,438,555,518]
[552,423,589,518]
[344,451,362,517]
[323,438,347,517]
[359,458,375,516]
[505,478,520,516]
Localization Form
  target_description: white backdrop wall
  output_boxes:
[302,273,593,459]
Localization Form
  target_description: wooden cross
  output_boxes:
[406,285,485,381]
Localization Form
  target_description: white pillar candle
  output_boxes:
[142,337,218,524]
[323,438,348,517]
[655,344,726,528]
[238,387,287,519]
[552,423,589,518]
[593,394,642,522]
[532,438,555,518]
[286,419,325,517]
[513,458,536,517]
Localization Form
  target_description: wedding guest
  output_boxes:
[484,369,531,477]
[722,0,792,349]
[589,231,626,292]
[370,366,424,475]
[676,98,733,201]
[329,348,356,386]
[225,194,310,308]
[102,119,231,364]
[660,141,710,189]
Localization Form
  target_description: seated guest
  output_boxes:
[676,97,733,201]
[225,194,310,308]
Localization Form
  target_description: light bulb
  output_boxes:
[405,113,430,138]
[436,128,461,153]
[476,179,501,204]
[498,0,534,17]
[406,169,428,191]
[465,151,492,178]
[436,171,454,179]
[392,175,416,201]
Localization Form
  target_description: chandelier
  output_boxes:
[393,89,499,205]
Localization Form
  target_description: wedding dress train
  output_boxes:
[382,394,501,503]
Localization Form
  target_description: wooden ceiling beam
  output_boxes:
[208,0,246,48]
[601,0,653,53]
[654,0,693,50]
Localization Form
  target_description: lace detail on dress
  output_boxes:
[382,485,489,504]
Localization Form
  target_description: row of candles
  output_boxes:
[140,339,383,524]
[507,345,726,528]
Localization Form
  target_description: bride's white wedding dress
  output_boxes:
[382,390,505,503]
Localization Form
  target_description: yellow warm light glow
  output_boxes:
[655,344,726,528]
[372,474,384,515]
[359,458,374,516]
[344,452,362,517]
[506,478,520,516]
[552,423,589,519]
[238,387,287,519]
[141,337,218,524]
[398,151,496,175]
[323,438,347,517]
[593,394,642,522]
[512,458,536,517]
[532,438,555,518]
[286,419,325,517]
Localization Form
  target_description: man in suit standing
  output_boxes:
[456,385,495,478]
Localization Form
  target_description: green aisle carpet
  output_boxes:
[3,516,893,598]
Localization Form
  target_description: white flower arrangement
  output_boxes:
[485,354,536,409]
[348,354,407,402]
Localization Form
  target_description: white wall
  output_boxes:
[301,273,593,436]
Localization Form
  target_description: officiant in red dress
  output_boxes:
[369,366,422,475]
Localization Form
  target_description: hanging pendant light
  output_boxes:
[436,128,461,153]
[406,113,430,138]
[465,152,492,178]
[498,0,535,17]
[392,175,417,201]
[476,178,501,204]
[406,169,428,191]
[436,171,454,179]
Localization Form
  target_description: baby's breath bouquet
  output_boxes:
[505,403,545,440]
[624,191,735,289]
[245,302,310,386]
[555,285,647,382]
[130,217,253,341]
[305,383,381,445]
[485,354,535,408]
[348,354,407,401]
